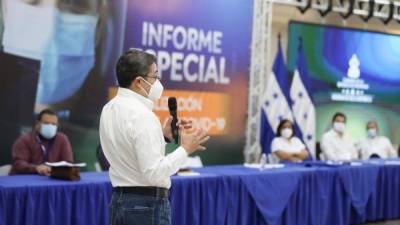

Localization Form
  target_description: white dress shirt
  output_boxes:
[321,129,358,161]
[271,137,306,154]
[358,136,397,160]
[99,88,187,188]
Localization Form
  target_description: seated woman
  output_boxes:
[271,119,309,162]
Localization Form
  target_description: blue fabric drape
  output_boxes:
[0,172,112,225]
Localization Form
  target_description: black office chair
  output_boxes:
[316,142,322,160]
[398,145,400,158]
[96,144,110,171]
[369,154,381,159]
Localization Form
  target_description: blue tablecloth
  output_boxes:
[1,161,400,225]
[0,172,112,225]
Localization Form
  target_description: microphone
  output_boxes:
[168,97,179,144]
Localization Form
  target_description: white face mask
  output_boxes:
[39,124,57,139]
[139,77,164,101]
[367,129,377,138]
[281,128,293,139]
[333,122,346,133]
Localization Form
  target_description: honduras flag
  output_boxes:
[260,37,293,155]
[290,38,316,158]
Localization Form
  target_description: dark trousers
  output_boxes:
[109,191,171,225]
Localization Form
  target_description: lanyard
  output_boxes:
[36,135,54,163]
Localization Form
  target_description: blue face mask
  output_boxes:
[36,9,98,104]
[367,129,377,138]
[39,124,58,139]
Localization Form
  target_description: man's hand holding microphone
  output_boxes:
[163,116,210,155]
[162,97,210,155]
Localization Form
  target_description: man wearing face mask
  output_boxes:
[358,121,397,160]
[271,119,309,163]
[321,112,358,161]
[9,109,73,175]
[99,49,210,225]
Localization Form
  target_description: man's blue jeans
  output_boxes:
[109,191,171,225]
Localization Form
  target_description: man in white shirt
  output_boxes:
[99,49,209,225]
[358,121,397,160]
[321,112,358,161]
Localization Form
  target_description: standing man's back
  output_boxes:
[100,86,184,188]
[100,49,209,225]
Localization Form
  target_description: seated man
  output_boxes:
[271,119,309,162]
[321,112,358,161]
[358,120,397,159]
[9,109,73,175]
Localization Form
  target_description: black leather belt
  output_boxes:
[113,186,169,198]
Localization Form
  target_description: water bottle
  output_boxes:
[260,153,267,170]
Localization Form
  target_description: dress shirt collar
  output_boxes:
[368,135,380,140]
[33,131,52,143]
[117,87,154,110]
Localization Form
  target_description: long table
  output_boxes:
[1,161,400,225]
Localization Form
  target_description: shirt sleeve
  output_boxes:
[131,114,188,186]
[321,132,338,161]
[348,137,358,160]
[358,140,369,160]
[293,137,306,151]
[271,138,281,153]
[11,137,37,174]
[384,137,397,158]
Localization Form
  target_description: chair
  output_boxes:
[369,154,381,159]
[96,145,110,171]
[316,142,322,160]
[397,145,400,158]
[0,164,11,176]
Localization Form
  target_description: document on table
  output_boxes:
[384,160,400,165]
[45,161,87,167]
[176,171,201,176]
[243,163,285,169]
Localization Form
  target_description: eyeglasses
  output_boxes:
[145,75,161,80]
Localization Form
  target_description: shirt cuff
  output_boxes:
[168,146,188,168]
